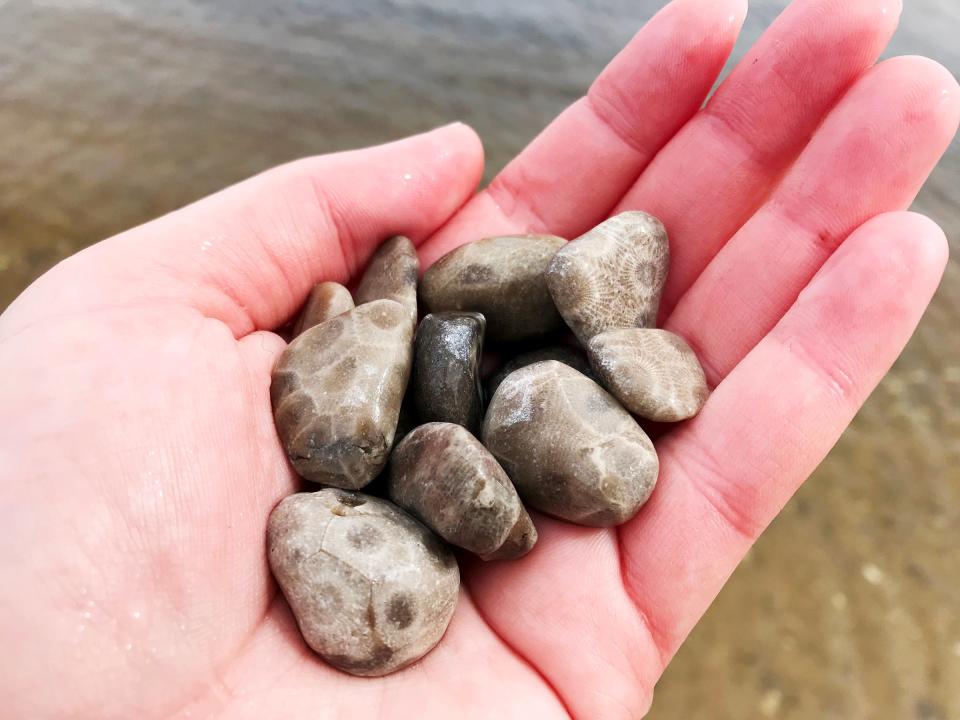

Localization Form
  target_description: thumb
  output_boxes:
[2,123,484,339]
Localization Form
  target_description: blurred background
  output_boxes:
[1,0,957,717]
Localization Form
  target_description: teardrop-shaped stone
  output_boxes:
[293,282,354,336]
[356,235,419,329]
[389,423,537,561]
[588,328,708,422]
[421,234,566,342]
[486,344,595,398]
[546,211,668,343]
[271,299,413,488]
[412,312,485,434]
[268,490,459,677]
[482,361,658,527]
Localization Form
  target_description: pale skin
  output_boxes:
[0,0,957,717]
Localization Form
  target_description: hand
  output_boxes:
[1,0,957,717]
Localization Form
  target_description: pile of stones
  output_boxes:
[267,211,709,676]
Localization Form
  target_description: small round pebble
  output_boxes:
[268,490,459,677]
[390,423,537,560]
[587,328,709,421]
[293,281,354,336]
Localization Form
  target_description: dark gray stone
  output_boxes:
[412,311,485,434]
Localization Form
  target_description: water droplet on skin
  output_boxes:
[132,610,142,620]
[201,240,213,252]
[124,642,133,651]
[402,172,413,181]
[82,610,92,620]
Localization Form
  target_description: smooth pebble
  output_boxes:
[547,211,668,343]
[588,328,709,421]
[356,235,420,329]
[421,234,566,342]
[412,312,486,433]
[293,282,354,336]
[482,361,658,527]
[268,490,459,676]
[271,299,413,488]
[390,422,537,560]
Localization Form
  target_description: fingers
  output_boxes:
[2,124,483,340]
[618,211,948,661]
[614,0,902,318]
[418,0,746,266]
[667,56,960,386]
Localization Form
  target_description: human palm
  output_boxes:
[1,0,957,717]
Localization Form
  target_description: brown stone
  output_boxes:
[355,235,419,329]
[412,312,485,434]
[588,328,709,422]
[482,360,658,527]
[271,299,413,488]
[546,211,669,343]
[267,490,459,677]
[293,282,354,336]
[420,234,566,342]
[486,344,595,398]
[389,423,537,560]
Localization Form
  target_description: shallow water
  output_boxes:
[1,1,958,717]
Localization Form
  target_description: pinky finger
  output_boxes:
[618,211,948,661]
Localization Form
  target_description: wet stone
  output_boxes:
[588,328,709,422]
[547,211,669,344]
[389,422,537,560]
[482,360,659,527]
[294,281,354,336]
[412,312,485,434]
[486,344,596,398]
[356,235,419,329]
[271,299,413,488]
[420,234,566,342]
[267,490,459,677]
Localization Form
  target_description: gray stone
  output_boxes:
[389,423,537,560]
[271,299,413,488]
[293,282,354,336]
[588,328,709,422]
[547,211,669,344]
[486,344,595,398]
[267,490,459,677]
[356,235,419,329]
[412,312,485,434]
[482,361,659,527]
[420,234,566,342]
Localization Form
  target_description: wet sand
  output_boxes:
[0,1,957,717]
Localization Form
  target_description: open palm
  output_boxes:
[1,0,957,717]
